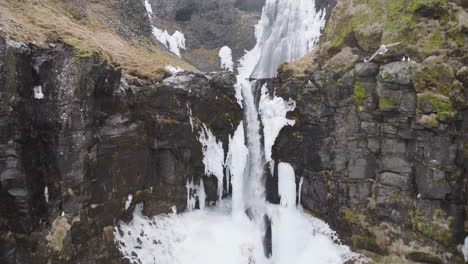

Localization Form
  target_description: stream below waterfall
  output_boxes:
[115,0,364,263]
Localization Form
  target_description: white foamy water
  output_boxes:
[115,0,363,263]
[115,200,358,264]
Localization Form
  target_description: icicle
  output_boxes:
[199,179,206,210]
[186,179,196,211]
[170,205,177,214]
[125,194,133,210]
[278,162,296,208]
[226,122,248,215]
[219,46,234,72]
[34,86,44,99]
[198,124,225,201]
[44,186,49,203]
[298,177,304,208]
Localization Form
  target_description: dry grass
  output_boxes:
[0,0,197,80]
[183,46,220,70]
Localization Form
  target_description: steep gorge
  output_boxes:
[0,0,466,263]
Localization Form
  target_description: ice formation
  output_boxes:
[298,177,304,207]
[218,46,234,72]
[114,0,363,263]
[44,186,49,203]
[125,194,133,210]
[151,27,186,57]
[144,0,186,57]
[33,85,44,99]
[198,124,225,201]
[259,85,296,163]
[277,162,296,208]
[186,179,206,211]
[226,122,248,215]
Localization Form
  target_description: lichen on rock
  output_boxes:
[46,216,71,253]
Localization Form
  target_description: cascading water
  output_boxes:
[114,1,364,263]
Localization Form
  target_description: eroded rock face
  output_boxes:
[273,60,466,263]
[0,37,241,263]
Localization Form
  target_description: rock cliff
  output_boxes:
[0,38,241,263]
[274,0,467,262]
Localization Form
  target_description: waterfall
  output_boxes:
[114,1,363,263]
[233,0,326,226]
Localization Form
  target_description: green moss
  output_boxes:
[324,0,460,57]
[367,255,418,264]
[425,27,444,51]
[419,94,452,112]
[425,117,439,127]
[412,63,454,96]
[342,207,360,223]
[418,94,455,122]
[408,1,425,11]
[408,0,448,13]
[341,208,371,229]
[352,235,388,255]
[383,0,416,42]
[64,38,96,58]
[379,96,397,109]
[353,81,368,106]
[411,208,453,246]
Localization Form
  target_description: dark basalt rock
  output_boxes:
[112,0,153,38]
[0,37,241,263]
[273,59,466,263]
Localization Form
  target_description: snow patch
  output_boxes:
[34,86,44,99]
[219,46,234,72]
[165,65,183,74]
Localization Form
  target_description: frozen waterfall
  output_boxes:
[115,0,362,263]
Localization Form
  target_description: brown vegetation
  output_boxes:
[0,0,197,80]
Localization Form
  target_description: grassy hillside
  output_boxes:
[0,0,197,80]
